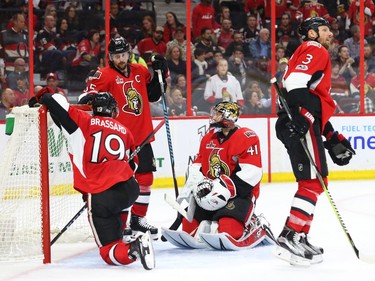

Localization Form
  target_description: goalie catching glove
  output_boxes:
[324,131,355,166]
[193,175,235,211]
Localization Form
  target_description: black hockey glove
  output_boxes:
[28,86,55,107]
[286,108,314,139]
[151,54,168,78]
[78,93,94,105]
[324,131,355,166]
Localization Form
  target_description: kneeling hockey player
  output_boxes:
[29,88,155,270]
[162,101,274,250]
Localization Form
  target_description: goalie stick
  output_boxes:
[50,119,165,246]
[271,78,375,263]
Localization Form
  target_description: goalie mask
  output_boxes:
[298,17,329,41]
[92,92,119,118]
[209,101,240,129]
[193,177,230,211]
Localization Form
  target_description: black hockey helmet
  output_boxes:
[92,92,119,118]
[108,36,130,54]
[298,17,329,41]
[209,101,240,128]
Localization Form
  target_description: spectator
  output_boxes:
[168,88,187,116]
[165,45,186,84]
[13,75,29,106]
[35,15,67,78]
[6,58,28,90]
[241,90,265,115]
[335,45,356,85]
[244,0,265,21]
[355,44,375,73]
[0,88,15,120]
[217,19,234,50]
[141,15,156,40]
[45,72,66,97]
[71,29,101,81]
[173,74,187,98]
[247,56,272,113]
[204,58,244,107]
[276,57,288,85]
[55,18,77,65]
[214,5,231,26]
[264,0,288,27]
[110,2,120,30]
[224,31,250,60]
[346,0,375,38]
[166,26,195,61]
[192,48,210,86]
[331,60,350,102]
[241,14,260,45]
[195,27,224,64]
[276,13,299,45]
[248,28,271,63]
[0,13,29,74]
[134,26,167,65]
[163,11,185,43]
[6,2,38,32]
[297,0,336,23]
[344,25,368,61]
[330,19,348,45]
[63,5,82,33]
[227,46,249,90]
[192,0,221,42]
[350,60,375,97]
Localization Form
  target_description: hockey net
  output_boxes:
[0,105,92,263]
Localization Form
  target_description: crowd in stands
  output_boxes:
[0,0,375,119]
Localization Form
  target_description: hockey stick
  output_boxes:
[50,119,165,246]
[271,78,375,263]
[154,67,182,241]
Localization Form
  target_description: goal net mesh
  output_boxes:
[0,106,92,262]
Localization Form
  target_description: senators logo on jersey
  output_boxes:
[208,148,230,178]
[122,81,143,115]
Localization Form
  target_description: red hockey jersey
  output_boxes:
[283,40,336,130]
[84,63,154,146]
[41,94,137,194]
[193,127,262,199]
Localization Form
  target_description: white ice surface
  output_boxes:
[1,180,375,281]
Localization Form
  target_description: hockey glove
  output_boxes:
[324,131,355,166]
[193,177,230,211]
[151,54,168,78]
[29,86,55,107]
[77,93,94,105]
[286,108,314,139]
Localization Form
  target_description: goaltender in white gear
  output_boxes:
[163,101,275,250]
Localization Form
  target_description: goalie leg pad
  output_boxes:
[182,217,200,236]
[218,217,244,240]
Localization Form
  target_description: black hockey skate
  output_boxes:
[129,215,158,240]
[300,233,324,264]
[274,226,313,266]
[128,231,155,270]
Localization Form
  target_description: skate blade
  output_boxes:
[125,230,159,241]
[273,246,311,267]
[140,232,155,270]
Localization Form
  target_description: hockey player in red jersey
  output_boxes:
[162,101,274,250]
[274,17,355,266]
[29,89,155,270]
[80,37,168,240]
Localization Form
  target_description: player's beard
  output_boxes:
[116,62,127,72]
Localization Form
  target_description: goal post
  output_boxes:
[0,105,92,264]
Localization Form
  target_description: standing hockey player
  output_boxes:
[274,17,355,266]
[29,89,155,270]
[163,101,273,250]
[80,37,168,240]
